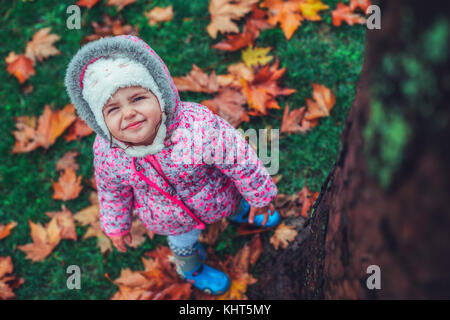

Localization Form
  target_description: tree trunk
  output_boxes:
[248,0,450,299]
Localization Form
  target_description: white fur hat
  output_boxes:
[81,55,167,157]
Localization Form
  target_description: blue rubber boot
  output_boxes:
[227,197,281,228]
[173,244,230,295]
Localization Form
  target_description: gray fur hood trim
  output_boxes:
[64,35,181,144]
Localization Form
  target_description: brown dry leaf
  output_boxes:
[55,151,79,173]
[202,88,249,128]
[52,168,83,201]
[25,28,61,64]
[5,52,35,84]
[128,218,153,248]
[174,65,220,93]
[207,0,259,39]
[211,21,257,52]
[17,218,62,262]
[298,185,319,218]
[241,58,296,116]
[83,222,112,254]
[331,2,366,27]
[0,256,25,300]
[12,104,77,153]
[274,193,301,218]
[304,83,336,121]
[280,103,311,134]
[260,0,304,40]
[106,0,136,11]
[64,118,93,141]
[82,15,138,44]
[216,62,254,89]
[269,222,298,250]
[0,222,17,240]
[76,0,101,9]
[45,205,78,241]
[144,5,174,26]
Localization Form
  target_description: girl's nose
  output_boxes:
[122,104,137,119]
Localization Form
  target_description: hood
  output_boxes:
[64,35,181,157]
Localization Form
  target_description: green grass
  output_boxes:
[0,0,365,299]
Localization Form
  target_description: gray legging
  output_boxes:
[167,197,245,256]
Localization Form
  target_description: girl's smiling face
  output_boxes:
[102,86,162,146]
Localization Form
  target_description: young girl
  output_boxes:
[65,35,280,295]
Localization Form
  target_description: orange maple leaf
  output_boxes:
[173,65,220,93]
[64,118,93,142]
[52,168,83,201]
[241,58,296,116]
[144,5,174,26]
[5,52,35,84]
[260,0,304,40]
[0,222,17,240]
[24,28,61,64]
[304,83,336,121]
[76,0,102,9]
[298,185,319,218]
[106,0,137,11]
[17,218,62,262]
[45,205,78,241]
[331,2,366,27]
[0,256,25,300]
[280,103,311,134]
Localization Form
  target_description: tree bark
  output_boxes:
[248,0,450,299]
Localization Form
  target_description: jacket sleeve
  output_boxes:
[199,107,278,208]
[93,138,133,237]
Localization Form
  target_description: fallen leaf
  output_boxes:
[24,28,61,64]
[242,45,273,68]
[52,168,83,201]
[211,21,257,51]
[82,15,138,43]
[106,0,136,11]
[298,185,319,218]
[76,0,101,9]
[350,0,371,13]
[0,256,25,300]
[0,222,17,240]
[207,0,259,39]
[45,205,78,241]
[17,218,62,262]
[304,83,336,121]
[144,5,174,26]
[198,219,230,246]
[174,65,220,93]
[298,0,330,21]
[260,0,304,40]
[331,2,366,27]
[280,103,311,133]
[5,52,35,84]
[55,151,79,172]
[201,88,249,127]
[269,222,297,249]
[64,117,93,141]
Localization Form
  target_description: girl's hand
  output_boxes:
[248,202,276,226]
[110,233,132,253]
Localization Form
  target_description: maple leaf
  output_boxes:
[304,83,336,121]
[82,15,138,44]
[5,52,35,84]
[331,2,366,27]
[17,218,62,262]
[144,5,174,26]
[55,151,80,173]
[201,88,250,128]
[106,0,136,11]
[280,103,311,134]
[12,104,77,153]
[45,205,78,241]
[0,222,17,240]
[242,45,273,68]
[207,0,260,39]
[0,256,25,300]
[52,168,83,201]
[274,192,302,218]
[269,222,298,249]
[76,0,101,9]
[216,62,254,89]
[64,118,93,142]
[260,0,304,40]
[24,28,61,64]
[298,0,330,21]
[218,272,257,300]
[241,58,296,116]
[350,0,372,13]
[173,65,220,93]
[128,218,154,248]
[298,185,319,218]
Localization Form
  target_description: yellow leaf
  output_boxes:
[298,0,329,21]
[241,45,273,68]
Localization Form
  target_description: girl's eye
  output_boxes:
[107,107,118,114]
[133,96,145,103]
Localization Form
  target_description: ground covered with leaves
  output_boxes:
[0,0,366,299]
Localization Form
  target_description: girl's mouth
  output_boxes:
[125,120,145,130]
